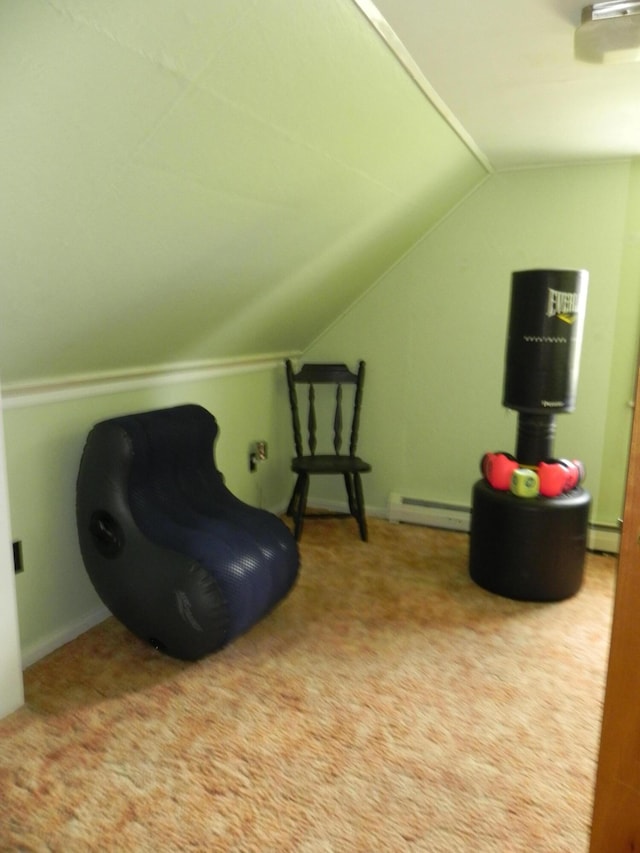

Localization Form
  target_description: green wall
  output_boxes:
[5,161,639,669]
[1,0,486,386]
[3,160,640,672]
[0,0,491,674]
[3,362,293,664]
[599,159,640,518]
[4,1,637,694]
[304,162,640,527]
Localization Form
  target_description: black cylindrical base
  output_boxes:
[469,480,590,602]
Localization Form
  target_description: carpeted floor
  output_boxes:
[0,518,616,852]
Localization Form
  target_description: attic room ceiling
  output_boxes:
[368,0,640,169]
[1,0,485,387]
[4,0,639,388]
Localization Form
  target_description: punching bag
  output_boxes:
[503,269,588,414]
[470,267,591,602]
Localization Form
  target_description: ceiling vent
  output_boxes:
[575,1,640,63]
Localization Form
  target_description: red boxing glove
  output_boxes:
[558,458,585,490]
[558,459,579,490]
[481,451,518,491]
[538,459,571,497]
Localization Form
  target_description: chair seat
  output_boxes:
[292,454,372,475]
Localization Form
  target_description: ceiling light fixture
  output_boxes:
[575,1,640,63]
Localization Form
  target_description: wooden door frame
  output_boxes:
[0,387,24,719]
[590,362,640,849]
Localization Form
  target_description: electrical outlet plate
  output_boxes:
[13,540,23,574]
[249,440,268,472]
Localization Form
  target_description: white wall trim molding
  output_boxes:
[2,352,300,411]
[21,604,110,669]
[352,0,493,174]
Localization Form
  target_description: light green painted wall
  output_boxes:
[304,162,639,528]
[0,0,490,675]
[3,364,294,662]
[1,0,486,386]
[6,162,636,669]
[599,159,640,520]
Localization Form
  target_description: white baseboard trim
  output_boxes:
[310,497,621,554]
[588,524,622,554]
[21,604,110,669]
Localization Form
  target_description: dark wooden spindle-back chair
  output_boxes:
[285,359,372,541]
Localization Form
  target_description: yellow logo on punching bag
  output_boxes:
[546,288,581,324]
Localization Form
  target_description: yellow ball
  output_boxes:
[510,468,540,498]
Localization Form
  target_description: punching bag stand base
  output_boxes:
[469,480,591,602]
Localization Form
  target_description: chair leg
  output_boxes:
[293,473,310,541]
[287,475,303,517]
[343,473,357,517]
[353,473,368,542]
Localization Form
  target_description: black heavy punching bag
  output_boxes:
[503,269,588,464]
[469,267,591,602]
[503,268,588,413]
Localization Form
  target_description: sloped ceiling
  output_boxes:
[373,0,640,169]
[0,0,487,386]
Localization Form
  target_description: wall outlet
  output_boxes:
[249,440,268,472]
[13,540,23,574]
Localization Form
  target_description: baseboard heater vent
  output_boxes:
[388,493,471,532]
[387,492,621,553]
[588,523,621,555]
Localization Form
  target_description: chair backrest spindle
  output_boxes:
[307,383,317,456]
[285,360,366,459]
[286,359,304,458]
[350,362,365,456]
[333,385,343,455]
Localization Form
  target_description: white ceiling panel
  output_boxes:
[368,0,640,169]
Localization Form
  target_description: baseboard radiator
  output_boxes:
[388,494,471,532]
[387,492,620,554]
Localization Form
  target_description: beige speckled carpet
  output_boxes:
[0,518,615,852]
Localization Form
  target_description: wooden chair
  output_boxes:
[285,359,372,541]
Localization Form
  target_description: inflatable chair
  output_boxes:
[76,404,299,660]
